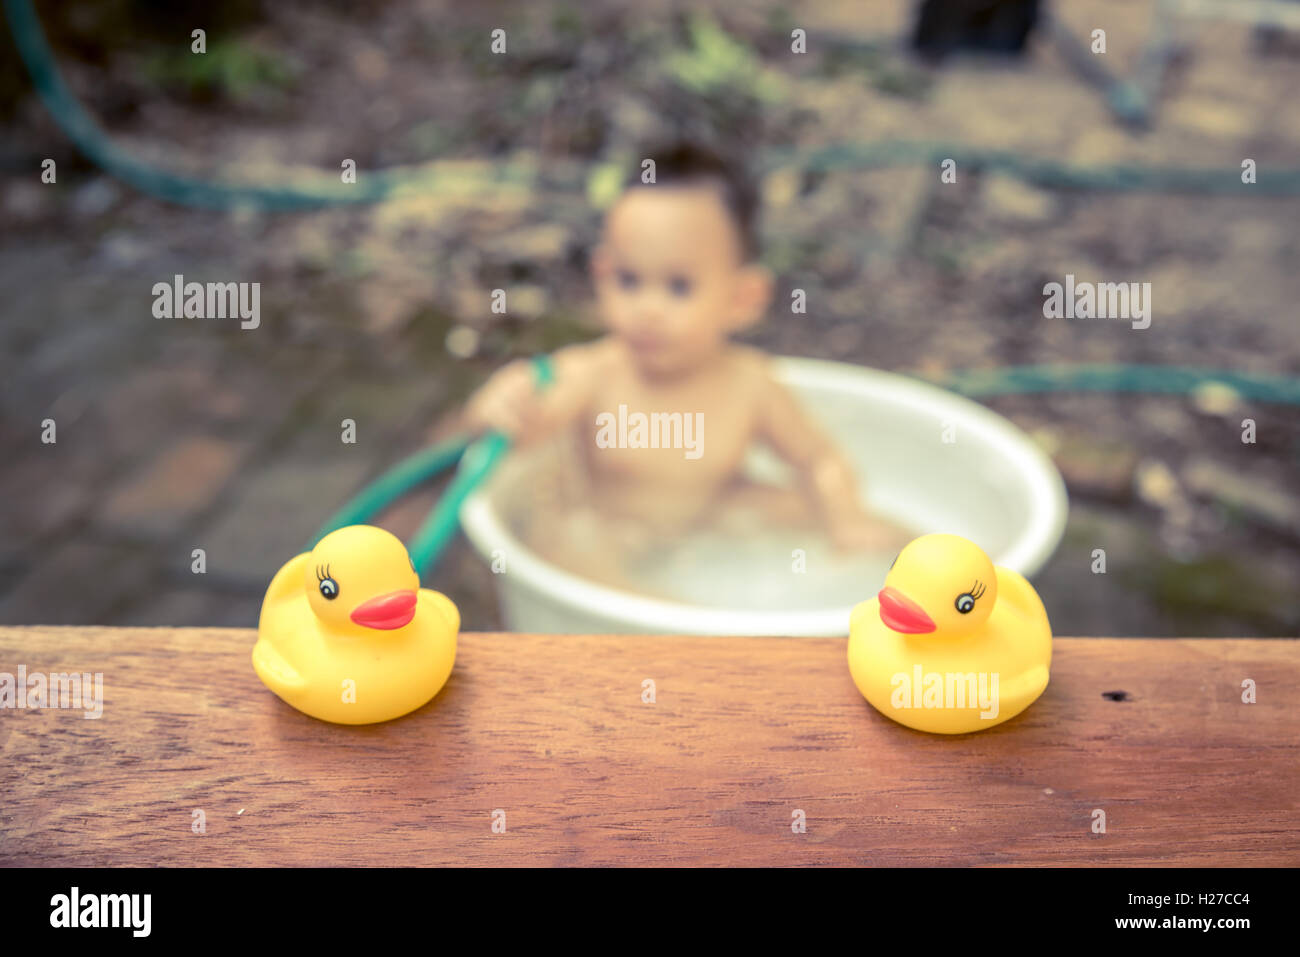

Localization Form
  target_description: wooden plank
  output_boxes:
[0,627,1296,866]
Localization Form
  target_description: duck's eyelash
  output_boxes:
[970,580,986,600]
[316,563,332,581]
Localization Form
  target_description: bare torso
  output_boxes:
[569,340,768,535]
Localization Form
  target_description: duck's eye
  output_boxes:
[318,578,339,600]
[955,593,975,614]
[409,557,417,574]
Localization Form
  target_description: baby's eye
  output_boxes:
[955,593,975,614]
[616,269,640,291]
[319,578,339,600]
[667,275,693,298]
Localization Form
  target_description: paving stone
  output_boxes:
[118,586,261,629]
[99,436,251,540]
[479,222,571,264]
[430,535,502,632]
[980,173,1057,223]
[1135,459,1182,509]
[92,357,289,464]
[180,368,456,589]
[0,542,153,626]
[378,484,442,542]
[288,374,450,459]
[1037,505,1179,637]
[190,454,376,587]
[70,177,121,218]
[0,458,90,565]
[1165,97,1254,140]
[1184,458,1300,538]
[854,165,933,271]
[1133,549,1300,634]
[1050,433,1140,502]
[4,181,49,222]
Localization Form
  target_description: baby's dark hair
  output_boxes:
[623,141,761,261]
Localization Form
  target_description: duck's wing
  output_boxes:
[252,638,307,692]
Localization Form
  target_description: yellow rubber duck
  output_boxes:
[848,533,1051,734]
[252,525,459,724]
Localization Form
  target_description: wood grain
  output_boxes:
[1,627,1296,866]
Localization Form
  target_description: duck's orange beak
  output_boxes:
[877,587,936,634]
[350,590,417,630]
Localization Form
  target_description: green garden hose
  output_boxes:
[934,363,1300,405]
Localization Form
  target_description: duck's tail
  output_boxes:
[423,590,461,633]
[997,663,1050,708]
[995,566,1050,632]
[993,567,1052,705]
[260,552,310,623]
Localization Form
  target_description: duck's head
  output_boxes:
[305,525,421,632]
[877,534,997,637]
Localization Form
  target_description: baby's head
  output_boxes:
[592,142,773,377]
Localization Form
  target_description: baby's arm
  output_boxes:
[461,340,607,445]
[753,364,900,550]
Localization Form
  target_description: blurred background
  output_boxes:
[1,0,1298,636]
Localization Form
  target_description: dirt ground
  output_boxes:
[2,0,1298,635]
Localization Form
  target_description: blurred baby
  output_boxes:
[460,142,908,585]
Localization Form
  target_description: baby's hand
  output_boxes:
[463,359,546,441]
[461,342,605,447]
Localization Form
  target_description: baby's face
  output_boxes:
[593,185,766,377]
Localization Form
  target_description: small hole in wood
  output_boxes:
[1102,690,1130,702]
